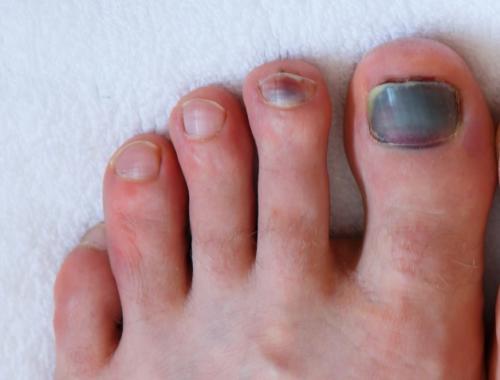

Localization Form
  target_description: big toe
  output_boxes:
[345,38,496,376]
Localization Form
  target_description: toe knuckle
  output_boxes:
[255,317,300,373]
[380,221,481,291]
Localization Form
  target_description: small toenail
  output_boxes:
[182,98,226,138]
[258,72,317,108]
[368,81,459,148]
[79,223,106,251]
[111,140,161,181]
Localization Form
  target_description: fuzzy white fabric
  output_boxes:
[1,0,499,378]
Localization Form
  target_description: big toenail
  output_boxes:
[111,140,161,181]
[258,72,317,108]
[182,98,226,138]
[368,81,459,148]
[79,223,106,250]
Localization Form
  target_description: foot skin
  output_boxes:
[54,38,497,379]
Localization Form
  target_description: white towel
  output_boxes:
[1,1,499,378]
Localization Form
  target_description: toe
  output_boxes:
[243,60,333,287]
[346,37,496,293]
[54,224,121,378]
[169,87,256,288]
[104,134,188,323]
[345,38,495,376]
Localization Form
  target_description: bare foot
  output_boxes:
[54,38,496,379]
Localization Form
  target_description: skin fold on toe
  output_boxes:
[54,37,496,380]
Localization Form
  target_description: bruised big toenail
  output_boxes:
[80,223,106,251]
[368,81,459,148]
[258,72,317,108]
[111,140,161,181]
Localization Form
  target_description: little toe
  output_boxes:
[243,60,333,288]
[345,38,496,376]
[54,224,121,378]
[104,134,188,324]
[169,87,256,289]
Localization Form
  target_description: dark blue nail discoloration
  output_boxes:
[258,72,317,108]
[368,81,459,148]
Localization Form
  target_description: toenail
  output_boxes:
[111,140,161,181]
[368,81,459,148]
[79,223,106,250]
[258,72,317,108]
[182,98,226,138]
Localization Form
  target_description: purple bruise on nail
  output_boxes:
[259,72,317,108]
[368,81,459,148]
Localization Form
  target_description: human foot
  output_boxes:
[54,38,496,379]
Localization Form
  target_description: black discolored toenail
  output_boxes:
[368,81,459,148]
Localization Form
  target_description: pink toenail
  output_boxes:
[79,223,106,250]
[111,140,161,182]
[182,98,226,138]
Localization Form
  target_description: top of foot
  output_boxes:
[54,38,497,380]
